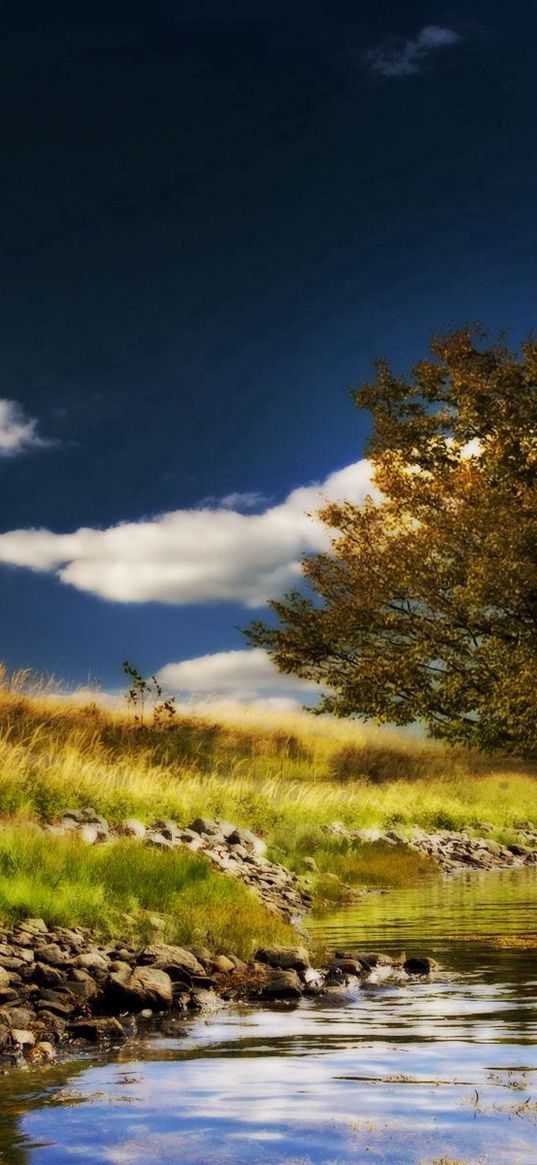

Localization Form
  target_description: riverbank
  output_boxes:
[0,914,438,1066]
[1,684,537,1066]
[2,809,537,1066]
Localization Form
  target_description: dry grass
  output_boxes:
[0,675,536,927]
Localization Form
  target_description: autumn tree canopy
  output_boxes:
[247,329,537,756]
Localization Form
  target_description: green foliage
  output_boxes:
[248,328,537,757]
[122,660,176,727]
[0,828,293,957]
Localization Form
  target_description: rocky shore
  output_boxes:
[0,918,436,1066]
[1,809,536,1066]
[321,821,537,873]
[44,809,311,922]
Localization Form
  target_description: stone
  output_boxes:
[17,919,48,935]
[189,817,220,836]
[32,962,66,987]
[68,1017,125,1042]
[214,955,235,973]
[302,856,318,872]
[35,944,70,967]
[188,945,213,969]
[78,824,99,845]
[260,969,302,1000]
[403,956,437,976]
[75,951,109,972]
[119,818,146,839]
[125,967,173,1008]
[255,946,310,972]
[140,944,206,976]
[0,966,9,987]
[328,958,367,977]
[28,1041,56,1063]
[10,1028,35,1048]
[0,1006,34,1029]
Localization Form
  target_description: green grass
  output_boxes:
[0,826,294,958]
[0,682,536,943]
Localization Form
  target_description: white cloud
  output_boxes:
[0,398,50,457]
[367,25,460,78]
[157,647,318,703]
[0,458,374,607]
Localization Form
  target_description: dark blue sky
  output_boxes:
[1,1,536,699]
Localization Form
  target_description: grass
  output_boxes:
[0,825,294,958]
[0,677,536,945]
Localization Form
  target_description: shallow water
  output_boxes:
[1,868,536,1165]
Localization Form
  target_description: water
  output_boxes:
[1,868,536,1165]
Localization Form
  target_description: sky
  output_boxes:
[1,1,536,706]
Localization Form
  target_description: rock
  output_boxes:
[75,951,109,972]
[139,944,206,976]
[0,1024,10,1050]
[403,956,437,976]
[145,831,172,849]
[32,962,66,986]
[224,826,267,856]
[28,1041,56,1063]
[188,945,213,969]
[68,1017,125,1042]
[126,967,173,1008]
[17,919,48,935]
[507,843,532,857]
[0,1006,34,1029]
[9,1028,36,1048]
[214,955,235,973]
[255,946,311,972]
[328,957,367,977]
[302,856,318,872]
[260,969,302,1000]
[119,818,146,839]
[78,824,100,845]
[35,944,70,968]
[189,817,220,836]
[0,967,9,987]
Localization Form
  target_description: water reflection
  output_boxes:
[0,869,536,1165]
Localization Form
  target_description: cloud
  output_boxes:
[157,647,319,704]
[201,490,270,510]
[0,458,374,606]
[0,398,50,457]
[366,25,460,78]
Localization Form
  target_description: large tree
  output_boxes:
[247,328,537,756]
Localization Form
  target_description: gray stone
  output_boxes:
[68,1017,126,1041]
[140,944,206,975]
[119,818,146,839]
[403,956,437,976]
[125,966,173,1008]
[255,946,310,972]
[260,969,302,1000]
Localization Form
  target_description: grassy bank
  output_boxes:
[0,825,294,958]
[0,682,536,948]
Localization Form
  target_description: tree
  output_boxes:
[247,328,537,756]
[122,660,176,727]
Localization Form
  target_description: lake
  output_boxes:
[1,868,536,1165]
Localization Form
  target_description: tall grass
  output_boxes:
[0,826,293,957]
[0,682,536,938]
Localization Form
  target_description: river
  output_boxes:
[1,868,536,1165]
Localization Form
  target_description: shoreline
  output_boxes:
[2,811,536,1068]
[0,917,437,1068]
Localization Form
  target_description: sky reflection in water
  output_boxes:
[4,869,537,1165]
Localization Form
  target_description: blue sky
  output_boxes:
[1,1,536,704]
